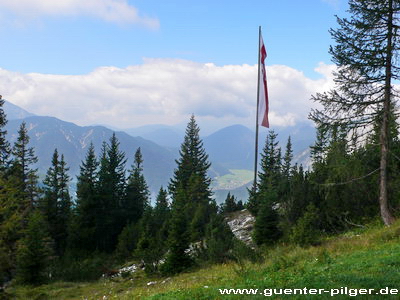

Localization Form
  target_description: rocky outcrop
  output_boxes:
[225,209,255,247]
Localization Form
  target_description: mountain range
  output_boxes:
[3,100,316,202]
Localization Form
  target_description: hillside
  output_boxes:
[7,220,400,299]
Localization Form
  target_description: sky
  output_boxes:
[0,0,348,134]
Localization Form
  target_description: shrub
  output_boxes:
[290,203,320,247]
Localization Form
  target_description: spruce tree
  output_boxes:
[161,186,192,275]
[282,165,310,227]
[168,115,214,241]
[310,0,400,225]
[153,187,170,227]
[0,97,10,172]
[290,203,320,247]
[310,126,329,166]
[70,143,99,253]
[169,115,212,201]
[204,213,234,263]
[252,187,281,246]
[11,122,39,210]
[96,134,127,252]
[221,192,241,213]
[39,149,71,256]
[56,154,71,255]
[15,210,53,285]
[0,177,24,284]
[124,147,150,225]
[248,130,282,215]
[153,187,170,245]
[282,136,293,179]
[164,115,214,273]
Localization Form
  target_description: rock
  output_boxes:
[226,209,255,247]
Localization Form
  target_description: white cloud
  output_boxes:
[0,0,159,28]
[0,59,335,131]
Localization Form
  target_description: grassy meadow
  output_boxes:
[6,218,400,299]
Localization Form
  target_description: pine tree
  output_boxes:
[39,149,71,256]
[128,188,170,269]
[153,187,170,227]
[0,177,24,284]
[248,130,282,215]
[310,0,400,225]
[0,97,11,172]
[204,214,234,263]
[282,136,293,179]
[161,186,192,275]
[15,210,53,285]
[115,222,140,260]
[164,116,215,273]
[252,187,281,246]
[282,165,310,227]
[70,143,99,254]
[153,187,170,244]
[124,147,150,225]
[56,154,71,255]
[310,126,329,166]
[168,115,214,240]
[290,203,320,247]
[169,115,212,201]
[10,122,39,210]
[96,134,127,252]
[221,192,241,214]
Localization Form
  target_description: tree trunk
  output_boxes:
[379,0,395,226]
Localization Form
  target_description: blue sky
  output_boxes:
[0,0,347,132]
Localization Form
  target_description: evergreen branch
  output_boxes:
[319,168,380,187]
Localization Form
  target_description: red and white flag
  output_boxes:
[258,32,269,128]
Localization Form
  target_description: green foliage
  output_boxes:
[50,252,110,282]
[310,0,400,225]
[124,147,150,225]
[248,130,282,216]
[153,187,170,228]
[220,192,243,214]
[7,220,400,299]
[0,176,26,285]
[95,135,127,253]
[115,222,140,261]
[134,207,160,273]
[161,187,192,275]
[15,211,53,285]
[163,115,216,274]
[203,214,234,263]
[133,189,170,274]
[169,115,212,203]
[39,149,71,256]
[69,143,98,254]
[252,189,282,246]
[0,98,11,171]
[290,203,321,247]
[10,121,39,210]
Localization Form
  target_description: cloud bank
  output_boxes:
[0,0,159,28]
[0,59,335,131]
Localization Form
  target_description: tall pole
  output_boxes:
[253,26,262,192]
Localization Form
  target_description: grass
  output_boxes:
[7,219,400,299]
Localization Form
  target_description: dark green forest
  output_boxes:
[1,0,400,291]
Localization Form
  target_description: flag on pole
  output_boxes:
[257,32,269,128]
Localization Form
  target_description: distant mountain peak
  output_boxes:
[3,100,35,120]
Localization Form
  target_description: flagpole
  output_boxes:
[253,26,262,192]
